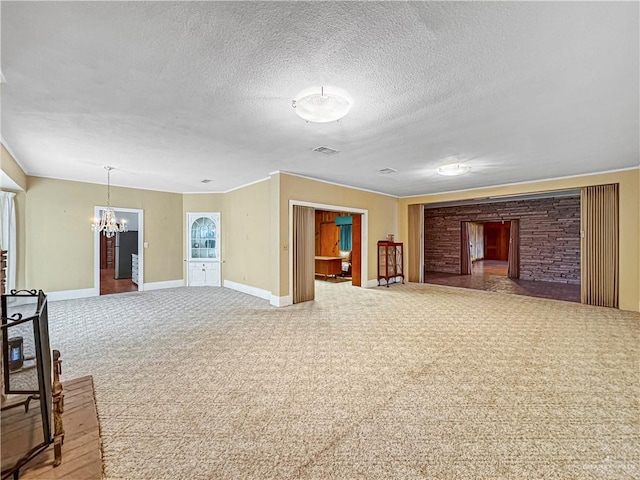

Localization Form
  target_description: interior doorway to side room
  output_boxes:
[315,210,354,284]
[95,208,144,295]
[291,201,368,305]
[470,221,510,277]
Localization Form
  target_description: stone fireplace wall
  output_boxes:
[424,196,581,284]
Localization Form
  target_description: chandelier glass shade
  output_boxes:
[292,86,352,123]
[91,167,127,238]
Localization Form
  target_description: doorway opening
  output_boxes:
[315,210,353,284]
[425,191,582,303]
[94,207,144,295]
[290,201,368,305]
[469,221,510,277]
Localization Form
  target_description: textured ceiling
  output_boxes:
[1,2,638,196]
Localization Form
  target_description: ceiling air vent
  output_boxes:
[378,167,397,174]
[312,145,339,155]
[201,179,212,183]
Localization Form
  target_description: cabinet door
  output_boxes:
[188,262,221,287]
[189,264,207,286]
[205,263,221,287]
[379,246,386,276]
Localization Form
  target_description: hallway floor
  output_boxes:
[100,268,138,295]
[472,259,508,276]
[425,266,581,303]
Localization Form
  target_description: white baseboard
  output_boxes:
[224,280,271,300]
[365,279,379,288]
[47,288,99,302]
[270,294,291,307]
[144,280,184,291]
[222,280,291,307]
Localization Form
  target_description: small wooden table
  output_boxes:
[315,256,342,280]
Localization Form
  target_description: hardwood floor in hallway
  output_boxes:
[100,268,137,295]
[472,259,508,276]
[425,268,580,303]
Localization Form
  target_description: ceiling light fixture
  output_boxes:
[292,86,352,123]
[91,166,127,238]
[437,163,471,176]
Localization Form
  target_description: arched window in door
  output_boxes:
[190,216,217,259]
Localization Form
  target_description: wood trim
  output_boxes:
[351,214,362,287]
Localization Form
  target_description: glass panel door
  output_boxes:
[187,213,220,262]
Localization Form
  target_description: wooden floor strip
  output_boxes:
[1,376,103,480]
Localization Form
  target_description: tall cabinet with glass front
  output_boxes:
[186,212,221,286]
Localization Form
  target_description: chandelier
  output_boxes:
[91,166,127,238]
[292,86,352,123]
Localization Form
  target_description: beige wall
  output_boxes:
[26,177,183,291]
[277,173,399,296]
[182,193,226,282]
[399,169,640,312]
[0,145,27,289]
[1,144,27,190]
[225,180,271,291]
[270,174,281,297]
[183,180,271,293]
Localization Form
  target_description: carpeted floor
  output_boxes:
[47,282,639,479]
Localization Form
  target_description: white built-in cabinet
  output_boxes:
[131,254,139,285]
[186,212,221,286]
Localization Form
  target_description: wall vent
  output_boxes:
[378,167,398,174]
[312,145,339,155]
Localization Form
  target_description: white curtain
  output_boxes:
[1,192,17,292]
[469,222,484,261]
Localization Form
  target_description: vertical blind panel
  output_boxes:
[407,204,423,282]
[580,184,619,308]
[507,219,520,279]
[460,221,472,275]
[293,205,315,304]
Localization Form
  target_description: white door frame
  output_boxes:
[288,200,368,303]
[94,206,144,293]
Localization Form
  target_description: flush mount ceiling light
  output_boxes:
[437,163,471,176]
[292,86,352,123]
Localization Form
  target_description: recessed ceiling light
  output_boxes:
[437,163,470,176]
[292,86,352,123]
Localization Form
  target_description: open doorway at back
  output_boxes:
[469,221,510,277]
[290,201,368,305]
[315,210,353,284]
[95,208,144,295]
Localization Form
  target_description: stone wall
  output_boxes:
[424,196,581,284]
